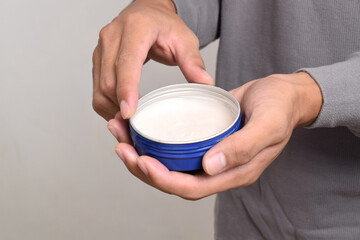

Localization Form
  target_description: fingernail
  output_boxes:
[108,125,118,139]
[137,157,148,177]
[115,148,125,161]
[202,69,215,85]
[205,152,226,175]
[120,100,130,119]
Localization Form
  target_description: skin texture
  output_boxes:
[92,0,323,200]
[92,0,214,121]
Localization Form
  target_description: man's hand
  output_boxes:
[92,0,214,121]
[110,72,322,200]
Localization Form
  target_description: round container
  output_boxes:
[129,83,241,171]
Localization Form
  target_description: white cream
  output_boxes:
[131,96,236,142]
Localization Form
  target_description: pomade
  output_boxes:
[129,83,241,171]
[131,96,236,142]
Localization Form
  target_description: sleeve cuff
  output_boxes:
[298,52,360,136]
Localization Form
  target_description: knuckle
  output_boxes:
[233,143,251,165]
[177,183,203,201]
[181,190,202,201]
[121,12,142,26]
[99,26,108,40]
[92,95,106,112]
[234,172,258,187]
[186,50,200,62]
[181,195,201,201]
[272,128,288,144]
[243,175,258,186]
[115,84,127,97]
[92,47,99,64]
[100,76,115,95]
[99,24,116,41]
[241,177,257,187]
[116,84,135,102]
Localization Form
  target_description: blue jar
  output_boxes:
[129,83,241,172]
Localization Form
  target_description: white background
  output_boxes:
[0,0,219,239]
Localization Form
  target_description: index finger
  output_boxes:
[136,154,269,200]
[115,23,157,119]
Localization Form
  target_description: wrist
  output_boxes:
[292,72,323,128]
[135,0,176,13]
[163,0,176,13]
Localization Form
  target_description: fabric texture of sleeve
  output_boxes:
[300,52,360,137]
[171,0,220,48]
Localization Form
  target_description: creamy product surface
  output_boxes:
[131,96,236,142]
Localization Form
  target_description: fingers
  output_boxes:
[174,34,215,86]
[115,143,152,186]
[137,156,212,199]
[92,95,119,121]
[115,22,157,119]
[107,112,132,144]
[92,45,119,121]
[134,144,280,200]
[99,24,122,106]
[203,114,289,176]
[93,6,213,122]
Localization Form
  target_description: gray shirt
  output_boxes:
[172,0,360,239]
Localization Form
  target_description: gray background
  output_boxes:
[0,0,219,239]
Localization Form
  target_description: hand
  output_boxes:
[92,0,214,121]
[111,72,322,200]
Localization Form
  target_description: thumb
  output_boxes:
[202,119,276,175]
[174,37,215,86]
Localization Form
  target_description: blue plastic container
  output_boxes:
[129,83,241,171]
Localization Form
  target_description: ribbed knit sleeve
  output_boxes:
[172,0,220,48]
[301,52,360,137]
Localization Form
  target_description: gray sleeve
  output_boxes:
[171,0,220,48]
[300,52,360,137]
